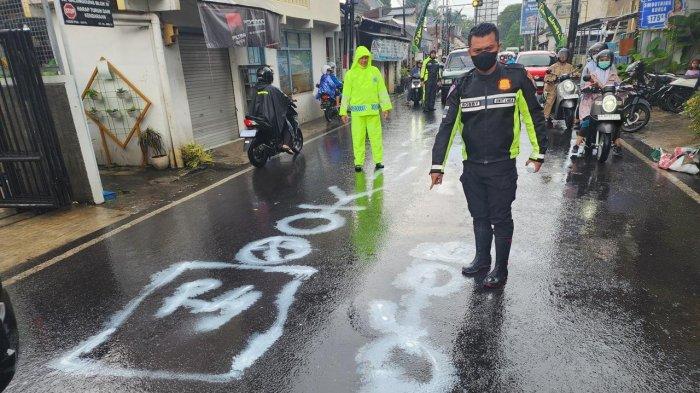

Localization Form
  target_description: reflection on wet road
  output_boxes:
[5,102,699,392]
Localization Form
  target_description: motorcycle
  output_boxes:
[544,71,579,132]
[242,99,304,168]
[581,75,631,163]
[319,91,340,123]
[661,76,698,113]
[409,77,422,108]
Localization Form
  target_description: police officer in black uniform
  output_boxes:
[422,50,442,112]
[429,23,548,289]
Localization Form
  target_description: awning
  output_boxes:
[198,1,281,49]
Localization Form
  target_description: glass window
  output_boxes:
[278,31,313,95]
[446,52,474,70]
[516,53,556,67]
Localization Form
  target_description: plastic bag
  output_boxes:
[668,152,700,175]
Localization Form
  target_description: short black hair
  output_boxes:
[468,23,499,46]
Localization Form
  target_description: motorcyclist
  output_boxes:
[580,42,607,88]
[316,65,340,106]
[544,48,578,128]
[421,50,442,111]
[250,66,294,154]
[576,49,623,157]
[498,52,516,65]
[407,60,423,104]
[328,62,343,90]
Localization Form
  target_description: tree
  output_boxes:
[497,3,523,48]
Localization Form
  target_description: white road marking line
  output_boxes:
[3,124,349,287]
[621,140,700,204]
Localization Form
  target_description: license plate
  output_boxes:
[240,129,257,138]
[443,79,452,84]
[597,114,621,120]
[536,81,544,87]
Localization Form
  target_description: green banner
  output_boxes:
[537,0,566,48]
[412,0,431,53]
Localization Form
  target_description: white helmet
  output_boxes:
[322,65,331,74]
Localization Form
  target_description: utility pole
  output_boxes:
[402,0,407,36]
[567,0,581,53]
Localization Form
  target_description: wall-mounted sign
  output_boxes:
[198,2,280,49]
[371,39,409,62]
[59,0,113,28]
[639,0,686,30]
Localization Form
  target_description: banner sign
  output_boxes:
[412,0,431,53]
[537,0,566,48]
[59,0,113,28]
[198,2,281,49]
[520,0,539,35]
[371,39,410,62]
[639,0,686,30]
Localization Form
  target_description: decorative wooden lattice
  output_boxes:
[81,58,152,166]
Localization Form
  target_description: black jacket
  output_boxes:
[250,82,290,138]
[431,63,547,172]
[422,58,442,84]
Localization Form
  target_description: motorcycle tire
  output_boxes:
[292,127,304,153]
[621,103,650,133]
[563,107,574,132]
[597,133,612,163]
[666,92,686,114]
[324,107,339,123]
[247,139,269,168]
[413,99,420,108]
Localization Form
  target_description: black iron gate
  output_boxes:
[0,29,71,208]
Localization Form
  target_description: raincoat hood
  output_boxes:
[351,46,373,70]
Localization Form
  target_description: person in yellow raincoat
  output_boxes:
[340,46,392,172]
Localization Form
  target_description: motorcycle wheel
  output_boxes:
[413,98,420,108]
[621,104,650,133]
[563,107,574,132]
[324,107,339,123]
[247,139,269,168]
[597,133,612,163]
[666,92,686,114]
[292,127,304,153]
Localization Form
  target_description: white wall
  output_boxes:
[53,14,174,166]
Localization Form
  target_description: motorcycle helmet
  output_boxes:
[322,64,331,74]
[596,49,614,70]
[557,48,570,62]
[587,42,608,60]
[256,66,274,84]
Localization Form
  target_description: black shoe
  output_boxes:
[546,119,554,128]
[375,163,384,170]
[483,236,511,289]
[462,222,493,276]
[354,165,363,172]
[613,145,623,157]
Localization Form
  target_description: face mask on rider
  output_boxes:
[598,60,611,70]
[472,51,498,71]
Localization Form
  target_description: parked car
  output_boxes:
[441,48,474,105]
[505,46,520,55]
[0,281,17,391]
[516,50,556,101]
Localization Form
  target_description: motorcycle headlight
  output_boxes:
[443,78,452,84]
[602,95,618,113]
[561,80,576,94]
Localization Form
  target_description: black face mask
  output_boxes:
[472,51,498,71]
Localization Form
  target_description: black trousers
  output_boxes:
[460,159,517,239]
[424,81,438,110]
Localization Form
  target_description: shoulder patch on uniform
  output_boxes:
[498,77,512,91]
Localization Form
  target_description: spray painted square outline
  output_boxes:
[53,261,317,383]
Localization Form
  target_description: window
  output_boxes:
[278,31,313,95]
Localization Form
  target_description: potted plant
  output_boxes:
[87,107,102,118]
[116,87,131,99]
[126,105,140,118]
[106,108,121,119]
[139,127,169,170]
[85,88,102,101]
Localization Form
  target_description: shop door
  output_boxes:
[179,32,239,149]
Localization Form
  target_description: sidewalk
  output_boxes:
[0,115,342,276]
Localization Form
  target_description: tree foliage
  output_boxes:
[497,4,523,48]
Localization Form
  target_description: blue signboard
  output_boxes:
[520,0,540,35]
[639,0,686,30]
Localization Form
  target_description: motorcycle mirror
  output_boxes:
[582,75,591,82]
[545,69,552,74]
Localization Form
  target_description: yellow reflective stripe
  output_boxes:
[257,91,269,95]
[510,95,521,159]
[516,89,540,158]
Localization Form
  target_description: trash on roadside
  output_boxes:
[650,147,663,162]
[103,190,117,201]
[658,146,699,175]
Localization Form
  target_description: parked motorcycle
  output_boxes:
[581,76,630,163]
[319,92,340,123]
[662,76,698,113]
[409,77,422,108]
[619,61,653,133]
[544,71,579,132]
[243,99,303,168]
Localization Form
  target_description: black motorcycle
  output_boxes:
[243,99,303,168]
[409,77,422,108]
[320,92,340,123]
[620,61,652,133]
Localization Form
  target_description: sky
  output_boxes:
[391,0,522,12]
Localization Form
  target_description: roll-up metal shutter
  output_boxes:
[179,32,239,149]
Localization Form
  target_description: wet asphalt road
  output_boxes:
[5,101,700,392]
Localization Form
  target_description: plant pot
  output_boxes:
[107,111,122,119]
[117,91,131,99]
[127,109,140,118]
[150,155,169,170]
[89,92,102,101]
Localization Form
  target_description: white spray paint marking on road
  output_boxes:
[53,184,383,383]
[356,242,466,393]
